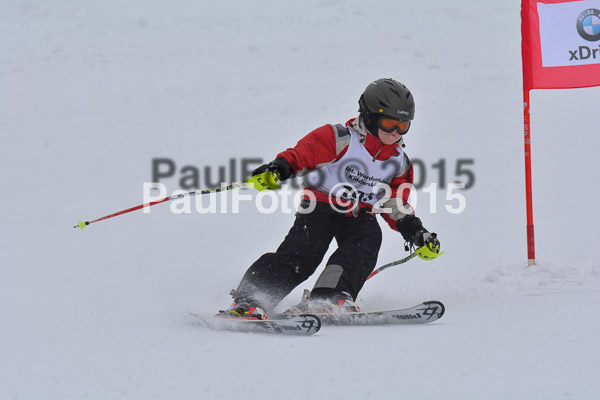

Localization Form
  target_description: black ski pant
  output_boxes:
[234,201,382,310]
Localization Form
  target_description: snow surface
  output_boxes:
[1,0,599,399]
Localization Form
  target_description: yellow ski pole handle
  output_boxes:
[415,244,445,261]
[245,170,281,191]
[74,171,281,230]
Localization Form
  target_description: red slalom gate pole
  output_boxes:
[523,89,536,266]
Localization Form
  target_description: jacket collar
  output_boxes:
[347,117,402,160]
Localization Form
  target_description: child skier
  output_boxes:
[223,78,441,319]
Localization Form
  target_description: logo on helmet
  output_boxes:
[397,110,409,116]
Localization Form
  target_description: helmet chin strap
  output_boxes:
[358,113,378,137]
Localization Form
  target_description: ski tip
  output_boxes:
[422,300,445,319]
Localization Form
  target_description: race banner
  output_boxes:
[522,0,600,89]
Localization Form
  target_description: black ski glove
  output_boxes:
[413,230,441,253]
[396,214,424,244]
[252,157,293,181]
[396,215,440,252]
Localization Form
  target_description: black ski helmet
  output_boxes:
[358,78,415,135]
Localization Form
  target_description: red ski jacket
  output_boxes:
[276,118,415,232]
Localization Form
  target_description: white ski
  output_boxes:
[189,312,321,335]
[275,301,445,326]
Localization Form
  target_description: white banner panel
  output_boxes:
[538,0,600,67]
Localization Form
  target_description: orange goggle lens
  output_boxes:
[378,118,411,134]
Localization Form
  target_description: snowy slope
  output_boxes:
[1,0,599,399]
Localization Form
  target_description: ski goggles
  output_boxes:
[377,117,411,135]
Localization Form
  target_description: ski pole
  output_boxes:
[365,252,417,281]
[366,243,445,281]
[74,171,280,230]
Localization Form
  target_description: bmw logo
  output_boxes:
[577,9,600,42]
